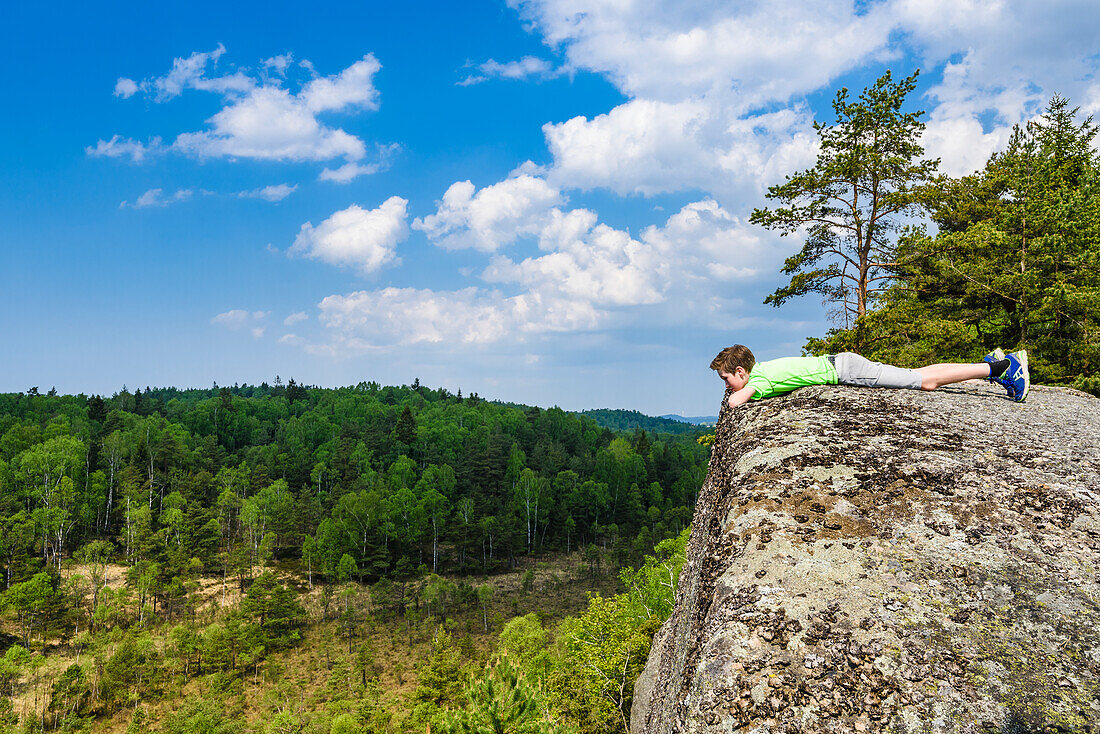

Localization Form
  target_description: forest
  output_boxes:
[0,378,707,733]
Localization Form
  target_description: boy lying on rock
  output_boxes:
[711,345,1029,408]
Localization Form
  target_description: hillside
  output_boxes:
[577,408,703,435]
[0,381,708,732]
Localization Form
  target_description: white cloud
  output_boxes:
[482,197,771,313]
[122,43,255,102]
[302,178,771,350]
[251,327,265,339]
[319,162,380,183]
[511,0,1100,192]
[284,311,308,326]
[313,286,600,350]
[500,2,857,203]
[509,0,894,104]
[300,55,381,113]
[121,187,193,209]
[98,49,385,168]
[458,56,561,86]
[278,333,302,346]
[173,85,366,161]
[290,197,408,274]
[86,135,162,163]
[413,174,563,252]
[318,287,515,346]
[540,99,819,199]
[263,53,293,76]
[239,183,297,202]
[885,1,1100,174]
[211,309,269,330]
[114,78,139,98]
[319,143,398,183]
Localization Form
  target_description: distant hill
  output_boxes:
[659,413,718,426]
[577,408,702,434]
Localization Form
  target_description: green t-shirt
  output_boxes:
[745,356,838,400]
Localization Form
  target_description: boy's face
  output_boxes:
[717,367,748,391]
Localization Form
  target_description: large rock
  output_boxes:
[632,382,1100,733]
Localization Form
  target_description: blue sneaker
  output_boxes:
[999,350,1029,402]
[983,348,1006,382]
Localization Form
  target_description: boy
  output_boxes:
[711,346,1029,409]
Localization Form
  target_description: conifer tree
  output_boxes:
[751,70,938,326]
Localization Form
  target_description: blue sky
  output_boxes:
[4,0,1100,415]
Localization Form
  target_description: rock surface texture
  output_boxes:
[632,382,1100,733]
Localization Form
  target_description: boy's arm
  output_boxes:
[727,386,757,408]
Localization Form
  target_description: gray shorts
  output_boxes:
[832,352,923,390]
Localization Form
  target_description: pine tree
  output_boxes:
[439,656,572,734]
[395,406,418,446]
[751,70,938,327]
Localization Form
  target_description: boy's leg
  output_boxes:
[915,363,994,391]
[834,352,922,390]
[835,351,1029,400]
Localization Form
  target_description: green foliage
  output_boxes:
[547,528,689,734]
[162,698,242,734]
[5,572,57,649]
[410,627,467,728]
[335,554,357,583]
[240,571,306,652]
[576,410,697,435]
[805,95,1100,388]
[439,656,575,734]
[47,664,89,731]
[498,613,550,679]
[98,634,160,713]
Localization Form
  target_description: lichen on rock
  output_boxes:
[631,382,1100,733]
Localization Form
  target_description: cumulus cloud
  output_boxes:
[500,1,868,202]
[312,286,603,350]
[540,99,818,199]
[300,55,381,113]
[284,311,308,326]
[413,174,563,252]
[94,48,388,172]
[114,78,139,98]
[307,175,772,349]
[171,84,366,161]
[238,183,297,202]
[121,188,193,209]
[481,196,771,314]
[211,309,269,331]
[290,197,408,274]
[458,56,562,86]
[509,0,894,104]
[510,0,1100,192]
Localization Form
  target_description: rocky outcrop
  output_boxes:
[632,382,1100,733]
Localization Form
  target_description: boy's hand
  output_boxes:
[727,386,757,408]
